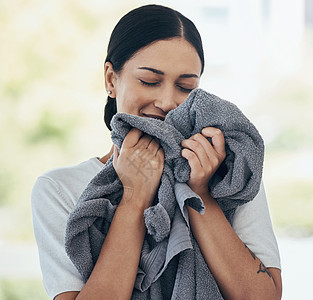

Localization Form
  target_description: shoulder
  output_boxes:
[31,157,104,209]
[31,158,104,298]
[233,181,272,225]
[36,157,104,190]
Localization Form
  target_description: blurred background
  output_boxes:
[0,0,312,299]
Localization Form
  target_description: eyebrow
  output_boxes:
[138,67,199,78]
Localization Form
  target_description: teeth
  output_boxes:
[143,114,164,120]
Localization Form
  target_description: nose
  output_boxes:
[153,88,179,115]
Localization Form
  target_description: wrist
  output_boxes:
[118,190,152,214]
[195,190,216,207]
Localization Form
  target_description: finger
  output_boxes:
[181,139,209,168]
[129,134,153,162]
[153,147,165,170]
[113,144,118,167]
[156,146,165,161]
[130,134,154,162]
[113,144,119,159]
[182,148,202,170]
[138,133,154,150]
[123,128,143,148]
[189,135,225,173]
[189,133,215,161]
[147,138,160,154]
[201,127,226,156]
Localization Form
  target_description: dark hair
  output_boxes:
[104,4,205,131]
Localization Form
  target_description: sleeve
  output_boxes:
[31,176,85,299]
[232,181,281,270]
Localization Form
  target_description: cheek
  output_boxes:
[116,82,152,113]
[177,93,190,105]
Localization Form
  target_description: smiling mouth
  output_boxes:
[142,114,165,121]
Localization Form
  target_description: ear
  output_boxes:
[104,61,118,98]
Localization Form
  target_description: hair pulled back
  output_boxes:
[104,4,204,131]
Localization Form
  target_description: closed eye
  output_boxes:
[140,80,193,93]
[140,80,160,86]
[178,86,193,93]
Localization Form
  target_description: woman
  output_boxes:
[31,4,282,299]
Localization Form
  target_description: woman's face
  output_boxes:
[105,37,202,120]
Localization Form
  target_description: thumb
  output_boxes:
[113,144,119,164]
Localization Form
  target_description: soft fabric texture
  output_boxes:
[31,158,281,300]
[64,88,265,299]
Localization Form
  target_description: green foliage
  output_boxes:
[267,126,313,152]
[269,180,313,235]
[2,43,56,101]
[262,73,313,235]
[263,74,313,154]
[70,3,100,32]
[22,46,52,82]
[3,79,27,101]
[26,110,77,146]
[0,279,48,300]
[273,82,312,106]
[0,168,15,205]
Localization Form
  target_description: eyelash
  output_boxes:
[140,80,193,93]
[140,80,159,87]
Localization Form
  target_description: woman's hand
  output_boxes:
[113,128,165,210]
[181,127,226,196]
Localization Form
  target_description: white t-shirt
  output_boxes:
[31,157,281,299]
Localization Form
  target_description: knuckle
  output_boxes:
[221,152,226,160]
[145,147,153,154]
[212,157,219,167]
[129,128,140,135]
[198,170,206,178]
[182,148,188,156]
[157,148,165,158]
[206,164,213,172]
[152,139,160,147]
[141,134,150,142]
[188,150,196,157]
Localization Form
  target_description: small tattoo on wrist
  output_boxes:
[257,262,272,278]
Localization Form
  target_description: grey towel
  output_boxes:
[65,88,264,299]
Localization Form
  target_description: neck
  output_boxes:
[99,144,114,165]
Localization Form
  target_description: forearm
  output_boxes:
[76,193,147,300]
[187,192,281,300]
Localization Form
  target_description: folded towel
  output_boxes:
[65,88,264,299]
